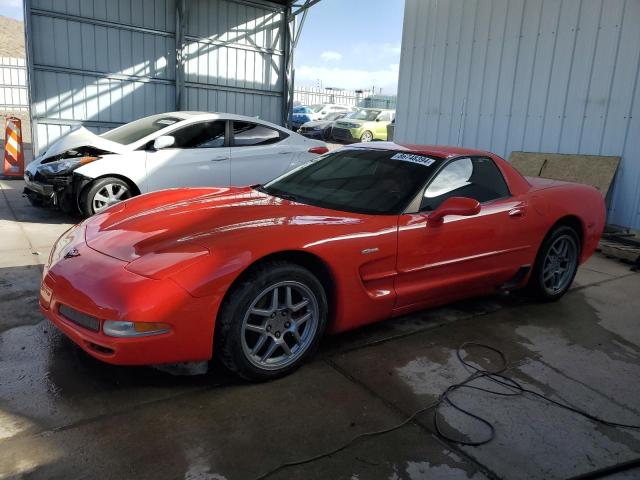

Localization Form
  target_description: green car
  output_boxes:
[331,108,396,143]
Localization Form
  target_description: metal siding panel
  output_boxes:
[504,0,543,156]
[522,0,561,152]
[539,0,581,153]
[580,1,624,154]
[477,0,507,151]
[558,0,602,153]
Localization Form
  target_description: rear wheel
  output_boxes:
[528,225,580,301]
[360,130,374,142]
[81,177,134,216]
[216,261,327,381]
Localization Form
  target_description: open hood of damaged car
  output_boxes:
[39,126,129,162]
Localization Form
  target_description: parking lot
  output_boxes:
[2,177,639,479]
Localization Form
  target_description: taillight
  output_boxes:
[308,146,329,155]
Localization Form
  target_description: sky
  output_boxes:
[0,0,405,93]
[0,0,22,20]
[293,0,405,94]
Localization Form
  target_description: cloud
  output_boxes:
[320,51,343,62]
[295,63,400,93]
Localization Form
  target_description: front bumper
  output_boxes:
[298,127,325,139]
[23,172,55,197]
[331,127,361,142]
[41,242,219,365]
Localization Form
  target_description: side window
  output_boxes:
[378,111,392,122]
[421,157,510,211]
[171,121,226,148]
[232,121,284,146]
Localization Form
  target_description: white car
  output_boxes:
[24,112,328,216]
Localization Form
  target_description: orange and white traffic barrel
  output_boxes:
[3,116,24,177]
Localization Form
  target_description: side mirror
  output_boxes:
[428,197,480,223]
[153,135,175,150]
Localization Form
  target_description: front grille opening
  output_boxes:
[58,304,100,332]
[87,342,114,355]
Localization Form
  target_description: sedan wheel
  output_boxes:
[92,183,131,213]
[241,281,319,370]
[81,177,135,216]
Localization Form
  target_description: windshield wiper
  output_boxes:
[252,185,301,202]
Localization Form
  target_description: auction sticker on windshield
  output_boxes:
[391,153,436,166]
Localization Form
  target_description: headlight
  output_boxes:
[103,320,171,337]
[37,156,99,176]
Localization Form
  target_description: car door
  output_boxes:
[145,120,230,191]
[229,120,294,186]
[395,156,532,310]
[374,111,392,139]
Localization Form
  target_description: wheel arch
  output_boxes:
[549,214,584,248]
[217,249,337,326]
[83,173,142,196]
[76,173,142,215]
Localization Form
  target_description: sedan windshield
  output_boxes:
[350,109,381,121]
[101,114,183,145]
[261,149,440,214]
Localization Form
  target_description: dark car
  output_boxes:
[298,112,349,140]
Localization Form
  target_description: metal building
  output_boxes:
[394,0,640,230]
[24,0,315,155]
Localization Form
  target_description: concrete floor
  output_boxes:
[1,177,640,480]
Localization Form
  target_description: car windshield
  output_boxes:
[260,149,440,214]
[101,115,183,145]
[325,112,344,121]
[350,109,382,121]
[310,104,325,113]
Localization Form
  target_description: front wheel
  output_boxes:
[81,177,134,216]
[216,261,327,381]
[360,130,374,142]
[528,225,580,301]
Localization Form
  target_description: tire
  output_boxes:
[215,261,328,381]
[527,225,581,301]
[80,177,134,217]
[360,130,374,142]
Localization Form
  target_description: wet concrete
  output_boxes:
[1,178,639,479]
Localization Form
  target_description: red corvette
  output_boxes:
[41,143,605,380]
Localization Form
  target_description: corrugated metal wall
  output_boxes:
[25,0,286,155]
[395,0,640,229]
[183,0,285,121]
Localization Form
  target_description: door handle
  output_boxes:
[278,150,293,154]
[210,156,228,161]
[508,207,525,217]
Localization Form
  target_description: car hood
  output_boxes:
[334,119,368,128]
[84,187,365,263]
[31,127,129,167]
[301,120,331,128]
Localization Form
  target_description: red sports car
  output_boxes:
[41,143,605,380]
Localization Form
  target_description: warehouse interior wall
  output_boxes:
[394,0,640,230]
[25,0,286,155]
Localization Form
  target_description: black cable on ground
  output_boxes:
[253,342,640,480]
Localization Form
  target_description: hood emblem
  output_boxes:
[64,248,80,259]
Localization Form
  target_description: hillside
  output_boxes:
[0,15,24,58]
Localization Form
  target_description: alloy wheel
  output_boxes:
[241,281,319,371]
[360,131,373,142]
[541,234,578,295]
[92,183,131,213]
